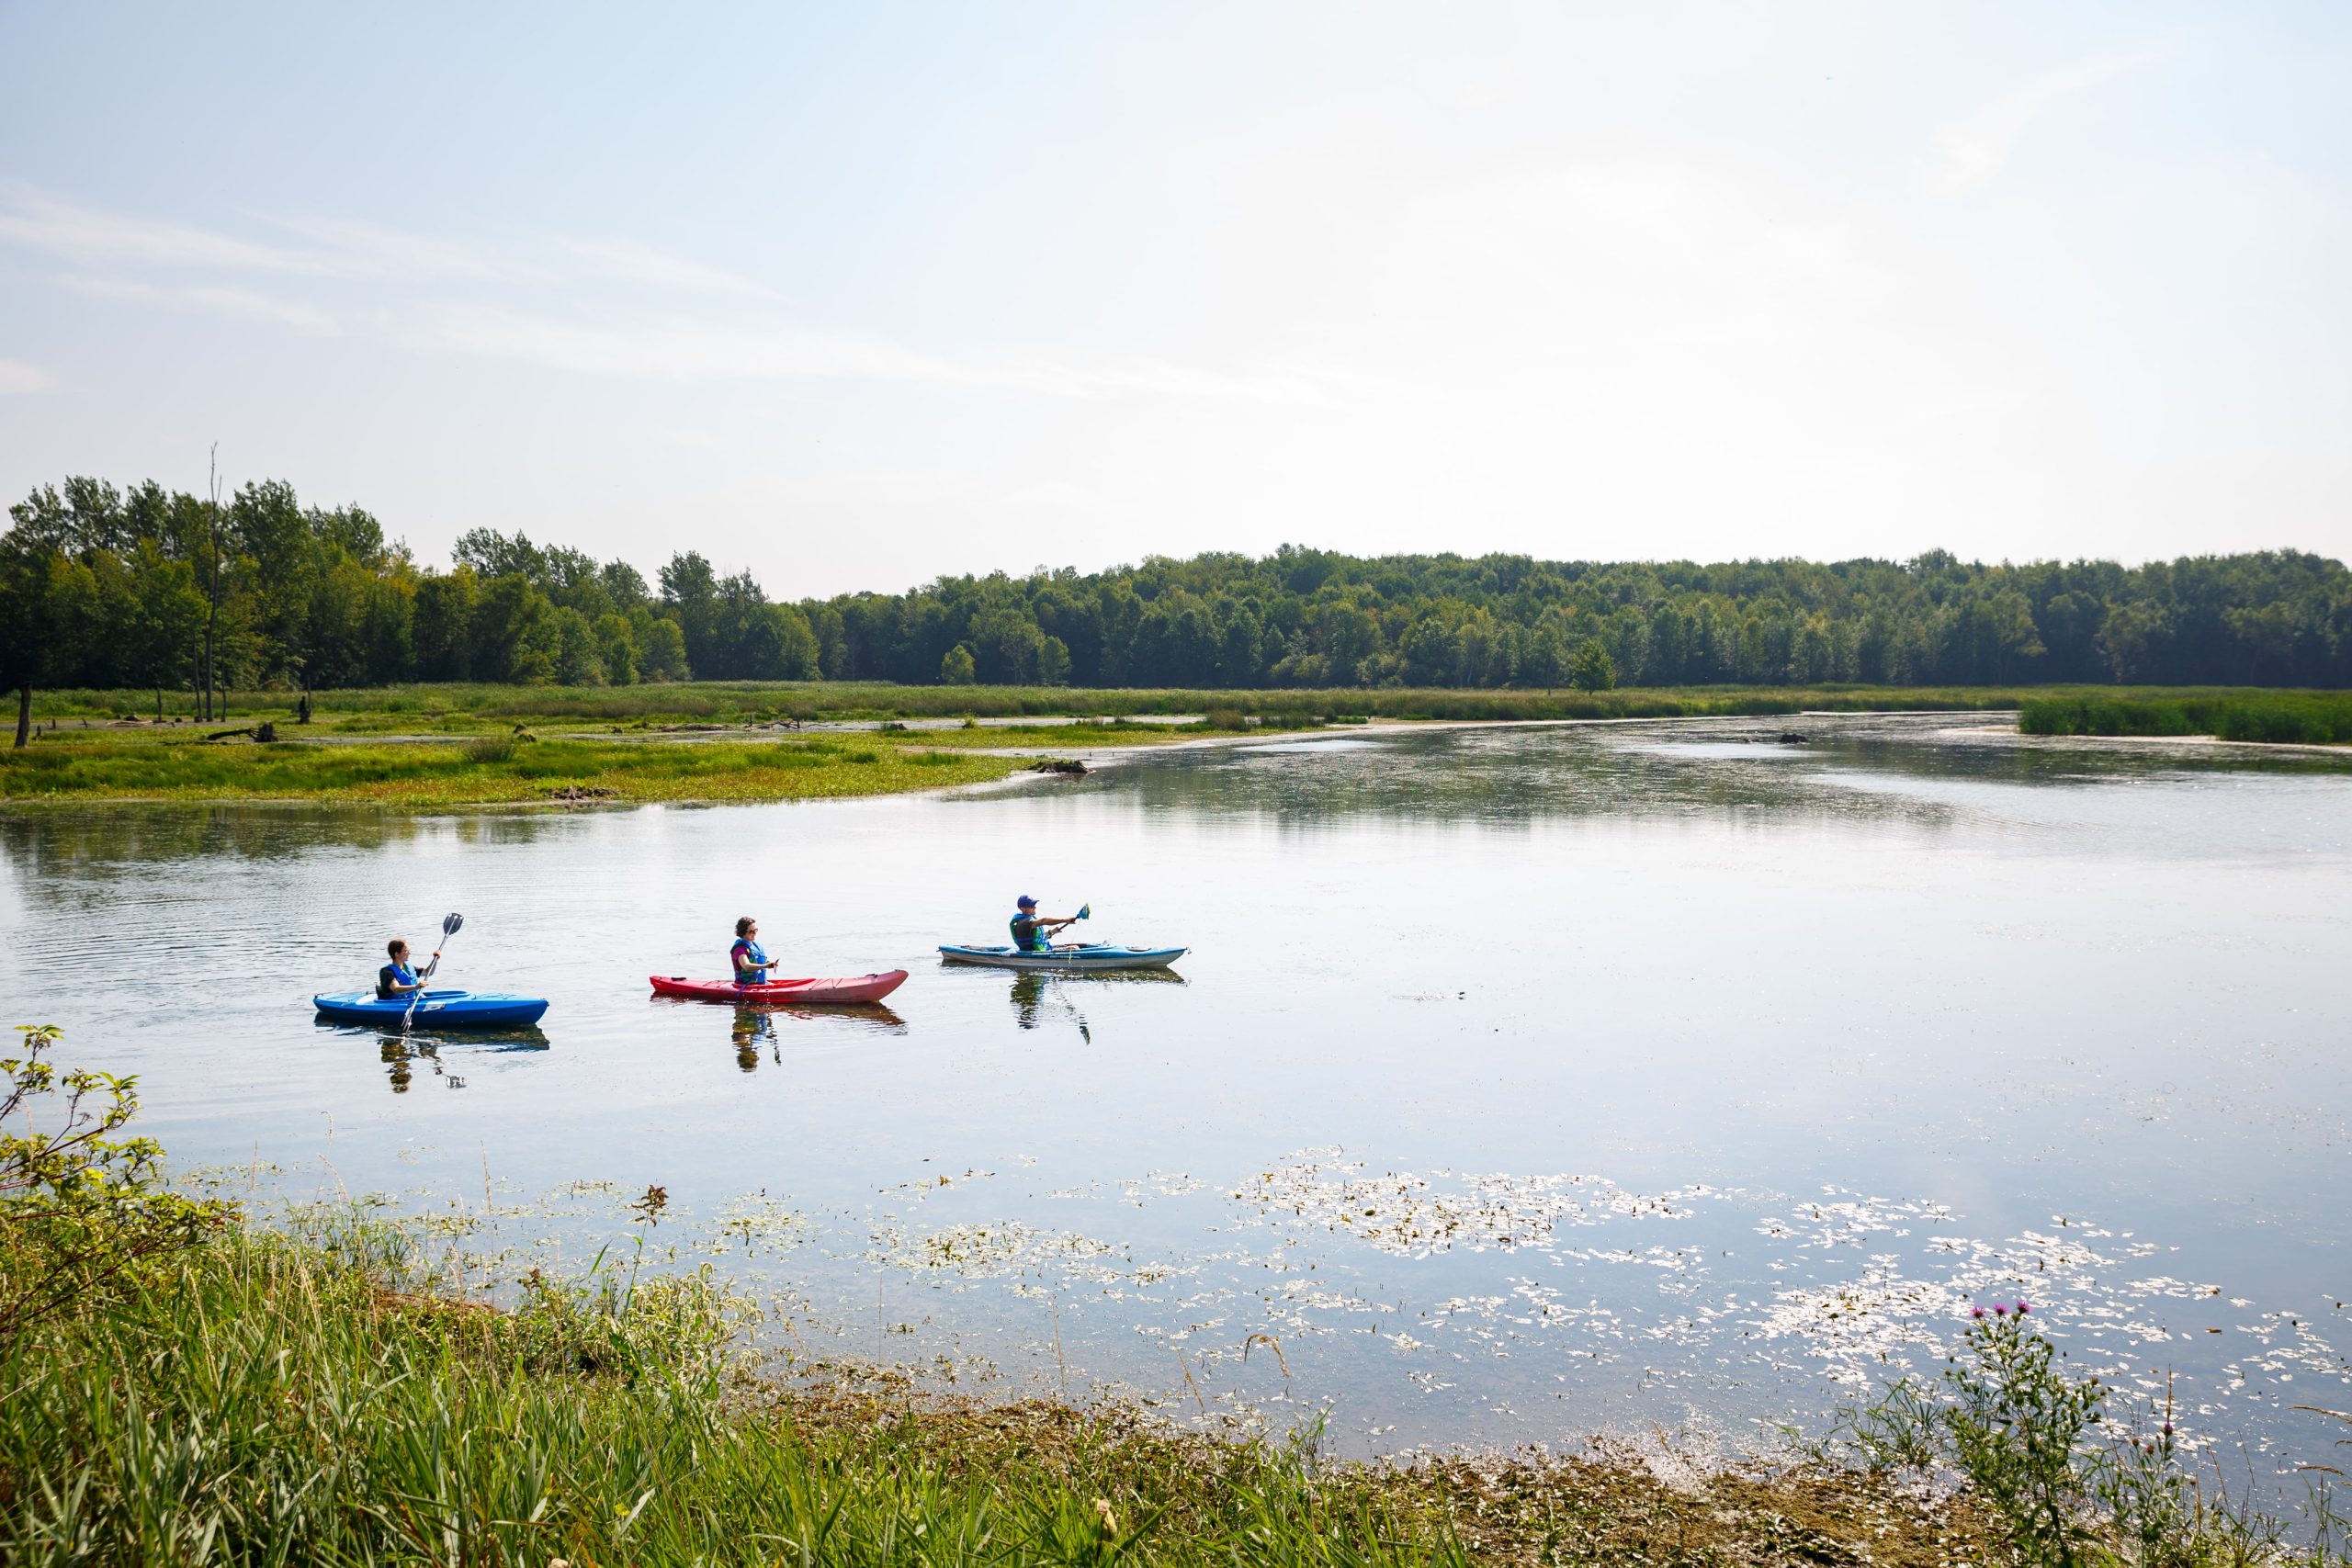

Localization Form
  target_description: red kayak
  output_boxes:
[650,970,909,1006]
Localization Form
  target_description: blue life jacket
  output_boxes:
[378,961,418,1000]
[1010,914,1048,952]
[731,939,771,982]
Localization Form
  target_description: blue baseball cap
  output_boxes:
[1016,895,1037,908]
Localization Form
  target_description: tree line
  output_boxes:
[6,472,2348,743]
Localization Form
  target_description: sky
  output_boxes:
[1,2,2346,594]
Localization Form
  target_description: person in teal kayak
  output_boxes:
[731,916,780,986]
[377,937,441,999]
[1010,896,1082,953]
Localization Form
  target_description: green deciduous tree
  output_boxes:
[1569,637,1617,692]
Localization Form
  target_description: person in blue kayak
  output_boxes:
[1010,895,1083,953]
[377,937,441,999]
[731,916,780,986]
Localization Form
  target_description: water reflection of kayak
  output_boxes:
[938,944,1187,972]
[312,989,549,1027]
[649,971,909,1006]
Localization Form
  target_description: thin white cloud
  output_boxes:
[6,188,1357,406]
[4,186,772,296]
[562,237,769,297]
[0,185,352,275]
[413,305,970,383]
[246,211,505,281]
[0,357,56,394]
[412,305,1351,406]
[182,285,339,336]
[61,276,338,335]
[1939,53,2154,189]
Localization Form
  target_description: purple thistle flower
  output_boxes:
[2161,1423,2174,1436]
[1971,1307,1986,1319]
[2015,1302,2031,1314]
[1993,1303,2007,1316]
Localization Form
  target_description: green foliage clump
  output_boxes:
[2211,694,2352,744]
[1568,638,1617,692]
[1831,1304,2346,1568]
[2018,692,2352,745]
[0,1025,233,1348]
[1945,1309,2106,1568]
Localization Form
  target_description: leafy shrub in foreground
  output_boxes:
[1835,1302,2347,1568]
[0,1024,232,1348]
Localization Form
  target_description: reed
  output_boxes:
[2018,692,2352,745]
[0,1207,2022,1568]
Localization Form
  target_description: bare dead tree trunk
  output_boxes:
[13,683,28,749]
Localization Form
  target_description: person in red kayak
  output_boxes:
[1010,896,1082,953]
[377,937,441,999]
[731,916,779,987]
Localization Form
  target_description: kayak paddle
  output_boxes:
[402,911,464,1032]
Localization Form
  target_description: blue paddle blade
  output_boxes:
[1078,904,1091,920]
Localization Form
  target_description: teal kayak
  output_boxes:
[313,989,550,1027]
[937,943,1186,972]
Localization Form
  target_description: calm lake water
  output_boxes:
[6,715,2349,1473]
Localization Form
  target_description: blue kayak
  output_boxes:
[312,988,549,1027]
[937,943,1187,972]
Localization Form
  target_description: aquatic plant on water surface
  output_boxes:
[5,1030,2348,1565]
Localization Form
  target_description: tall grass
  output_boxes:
[29,679,2053,728]
[2,1032,2334,1566]
[0,737,1025,805]
[39,678,2352,734]
[2019,692,2352,745]
[0,1205,2041,1567]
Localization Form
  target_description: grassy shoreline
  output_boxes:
[13,1203,2347,1566]
[13,677,2165,730]
[6,1024,2346,1565]
[10,682,2346,805]
[0,713,1245,807]
[0,1213,2008,1566]
[0,733,1045,807]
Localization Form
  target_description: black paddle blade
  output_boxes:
[443,912,464,935]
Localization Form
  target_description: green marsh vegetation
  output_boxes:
[1825,1302,2352,1568]
[12,679,2349,803]
[5,1028,2348,1565]
[2019,692,2352,746]
[0,731,1031,807]
[11,676,2047,730]
[0,1030,1980,1564]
